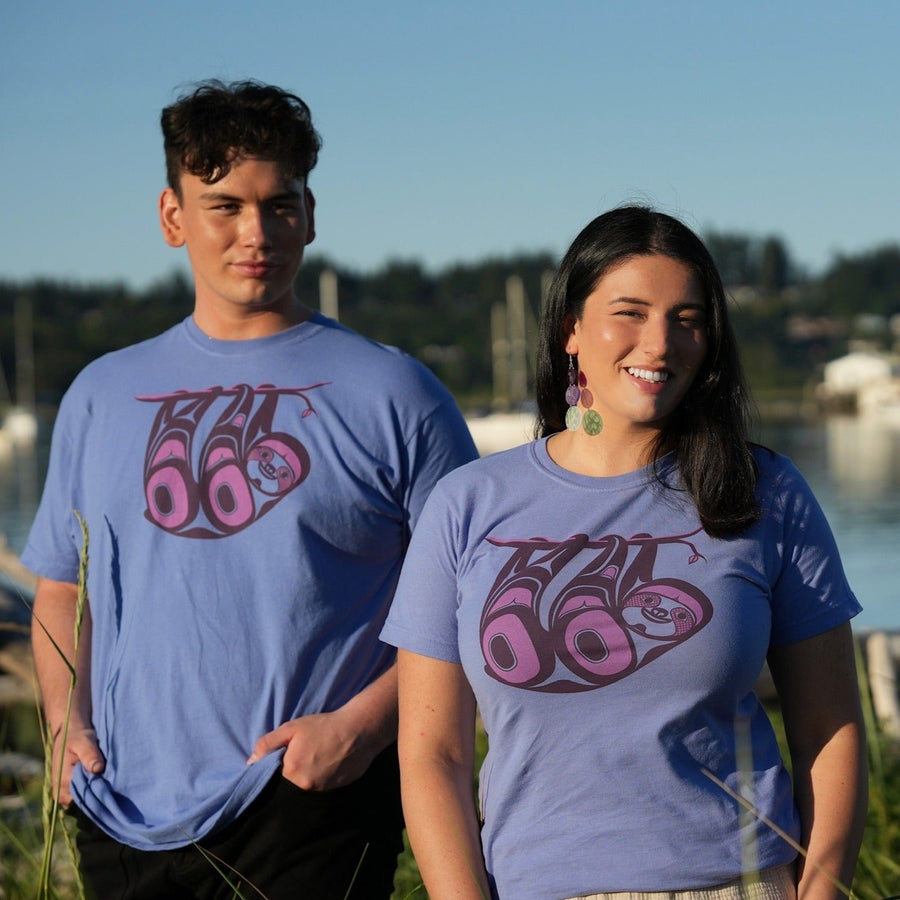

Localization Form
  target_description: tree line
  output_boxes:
[2,233,900,412]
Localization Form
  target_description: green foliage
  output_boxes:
[704,231,797,291]
[856,737,900,899]
[295,252,553,404]
[810,246,900,318]
[0,272,191,404]
[5,684,900,897]
[766,666,900,900]
[3,235,900,413]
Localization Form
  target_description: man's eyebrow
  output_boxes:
[198,188,303,202]
[198,190,240,202]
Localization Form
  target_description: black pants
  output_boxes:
[70,745,404,900]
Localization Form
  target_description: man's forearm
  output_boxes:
[334,661,399,756]
[31,577,92,733]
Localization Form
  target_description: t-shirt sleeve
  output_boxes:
[381,478,464,663]
[766,458,861,646]
[20,386,87,584]
[402,389,478,533]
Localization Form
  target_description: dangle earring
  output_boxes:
[565,356,582,431]
[565,355,603,436]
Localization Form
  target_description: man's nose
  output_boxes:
[240,206,273,247]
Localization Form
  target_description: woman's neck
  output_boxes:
[545,428,661,477]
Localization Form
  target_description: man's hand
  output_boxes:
[247,709,375,791]
[247,665,398,792]
[51,726,105,808]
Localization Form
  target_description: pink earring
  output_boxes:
[565,355,603,436]
[565,356,581,431]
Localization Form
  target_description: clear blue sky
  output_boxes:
[2,0,898,291]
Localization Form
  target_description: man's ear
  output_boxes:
[159,188,185,248]
[304,187,316,246]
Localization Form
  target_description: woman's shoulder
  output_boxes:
[750,443,824,525]
[427,442,539,506]
[751,443,806,487]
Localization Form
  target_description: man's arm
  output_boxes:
[247,662,398,790]
[31,576,105,806]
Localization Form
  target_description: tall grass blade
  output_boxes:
[36,511,89,898]
[342,843,369,900]
[701,767,853,899]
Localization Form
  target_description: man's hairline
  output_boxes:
[168,152,312,201]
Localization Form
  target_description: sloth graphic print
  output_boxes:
[479,529,712,693]
[140,382,324,538]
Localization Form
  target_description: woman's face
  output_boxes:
[565,254,708,437]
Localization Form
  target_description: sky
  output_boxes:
[2,1,899,292]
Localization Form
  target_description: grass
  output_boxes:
[3,692,900,899]
[2,516,897,898]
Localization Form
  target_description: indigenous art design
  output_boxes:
[138,382,326,539]
[479,529,711,692]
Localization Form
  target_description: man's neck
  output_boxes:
[192,302,314,341]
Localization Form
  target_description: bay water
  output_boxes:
[1,415,897,630]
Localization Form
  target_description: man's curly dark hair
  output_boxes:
[161,79,321,195]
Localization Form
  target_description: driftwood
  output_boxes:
[866,631,900,739]
[0,751,43,781]
[0,534,36,708]
[0,533,37,594]
[0,642,35,708]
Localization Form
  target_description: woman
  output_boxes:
[381,207,866,900]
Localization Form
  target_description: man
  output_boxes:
[24,80,477,899]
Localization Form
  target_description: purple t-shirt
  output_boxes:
[382,439,860,898]
[23,313,477,849]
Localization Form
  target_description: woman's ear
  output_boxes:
[563,315,578,355]
[159,188,185,248]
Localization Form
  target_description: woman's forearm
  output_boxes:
[398,650,491,899]
[769,624,867,900]
[401,750,490,899]
[793,721,867,900]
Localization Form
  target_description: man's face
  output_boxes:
[159,156,315,330]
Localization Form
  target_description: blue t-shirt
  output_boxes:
[23,313,477,849]
[381,439,860,899]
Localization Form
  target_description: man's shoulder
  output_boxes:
[312,315,413,364]
[312,315,451,397]
[84,320,185,369]
[61,321,187,402]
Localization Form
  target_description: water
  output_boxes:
[759,417,900,632]
[1,416,898,629]
[0,436,43,558]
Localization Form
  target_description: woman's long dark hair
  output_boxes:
[535,206,758,538]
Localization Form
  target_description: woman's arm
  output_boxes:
[768,622,867,900]
[398,649,491,900]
